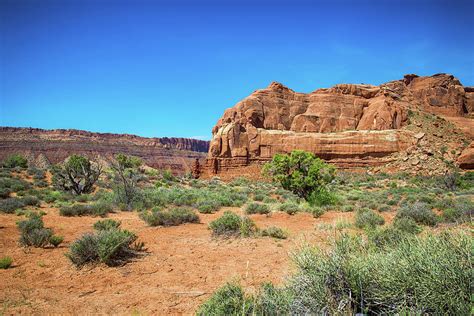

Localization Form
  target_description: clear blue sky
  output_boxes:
[1,0,473,140]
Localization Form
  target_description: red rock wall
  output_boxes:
[0,127,209,174]
[207,73,473,174]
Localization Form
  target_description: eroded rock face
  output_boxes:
[208,74,473,174]
[458,142,474,169]
[0,127,209,174]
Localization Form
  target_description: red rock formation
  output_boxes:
[0,127,209,174]
[207,74,473,175]
[458,142,474,169]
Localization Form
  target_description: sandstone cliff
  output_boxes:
[207,73,474,177]
[0,127,209,174]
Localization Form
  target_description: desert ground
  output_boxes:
[1,204,390,314]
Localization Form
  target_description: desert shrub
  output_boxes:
[253,282,293,315]
[301,204,325,218]
[368,226,410,248]
[396,202,437,226]
[245,203,270,215]
[0,187,11,198]
[42,190,66,203]
[288,232,470,314]
[196,282,253,316]
[261,226,288,239]
[52,155,102,195]
[111,154,143,210]
[209,211,258,237]
[393,217,422,234]
[441,197,473,223]
[16,213,53,247]
[308,188,338,206]
[0,256,13,269]
[196,199,221,214]
[91,200,114,216]
[93,219,121,231]
[140,207,199,226]
[21,195,40,207]
[49,235,64,247]
[2,154,27,168]
[229,177,251,187]
[0,177,30,193]
[355,208,385,229]
[342,204,354,212]
[263,150,336,200]
[208,211,241,236]
[253,193,265,201]
[377,204,391,212]
[59,202,111,217]
[239,216,259,237]
[278,202,300,215]
[0,197,24,213]
[262,196,278,204]
[443,171,458,191]
[66,228,142,267]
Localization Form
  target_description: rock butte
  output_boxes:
[0,127,209,174]
[206,73,474,177]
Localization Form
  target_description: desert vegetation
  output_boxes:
[0,152,472,314]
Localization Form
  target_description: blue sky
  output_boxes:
[1,0,473,140]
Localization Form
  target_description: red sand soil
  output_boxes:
[0,206,394,315]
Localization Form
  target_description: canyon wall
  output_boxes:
[0,127,209,174]
[207,74,474,176]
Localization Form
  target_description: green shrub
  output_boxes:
[140,207,199,226]
[355,208,385,229]
[261,226,288,239]
[368,226,410,248]
[196,200,221,214]
[2,154,28,168]
[196,282,253,316]
[302,204,325,218]
[245,203,270,215]
[0,177,30,193]
[288,232,470,314]
[441,197,473,223]
[278,202,299,215]
[209,211,258,237]
[49,235,64,247]
[342,204,354,212]
[253,193,265,201]
[21,195,40,207]
[308,189,338,206]
[396,202,437,226]
[0,187,11,198]
[239,216,259,237]
[93,219,121,231]
[0,256,13,269]
[66,228,142,267]
[263,150,335,200]
[208,211,241,236]
[17,213,52,248]
[393,217,422,234]
[0,197,24,213]
[59,201,112,217]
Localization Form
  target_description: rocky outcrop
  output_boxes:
[0,127,209,174]
[207,74,473,175]
[458,142,474,169]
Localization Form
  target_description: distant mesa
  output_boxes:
[205,73,474,178]
[0,127,209,174]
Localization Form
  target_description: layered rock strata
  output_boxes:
[207,74,473,175]
[0,127,209,174]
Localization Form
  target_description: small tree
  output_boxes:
[263,150,335,200]
[52,155,102,195]
[111,154,142,210]
[2,154,28,168]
